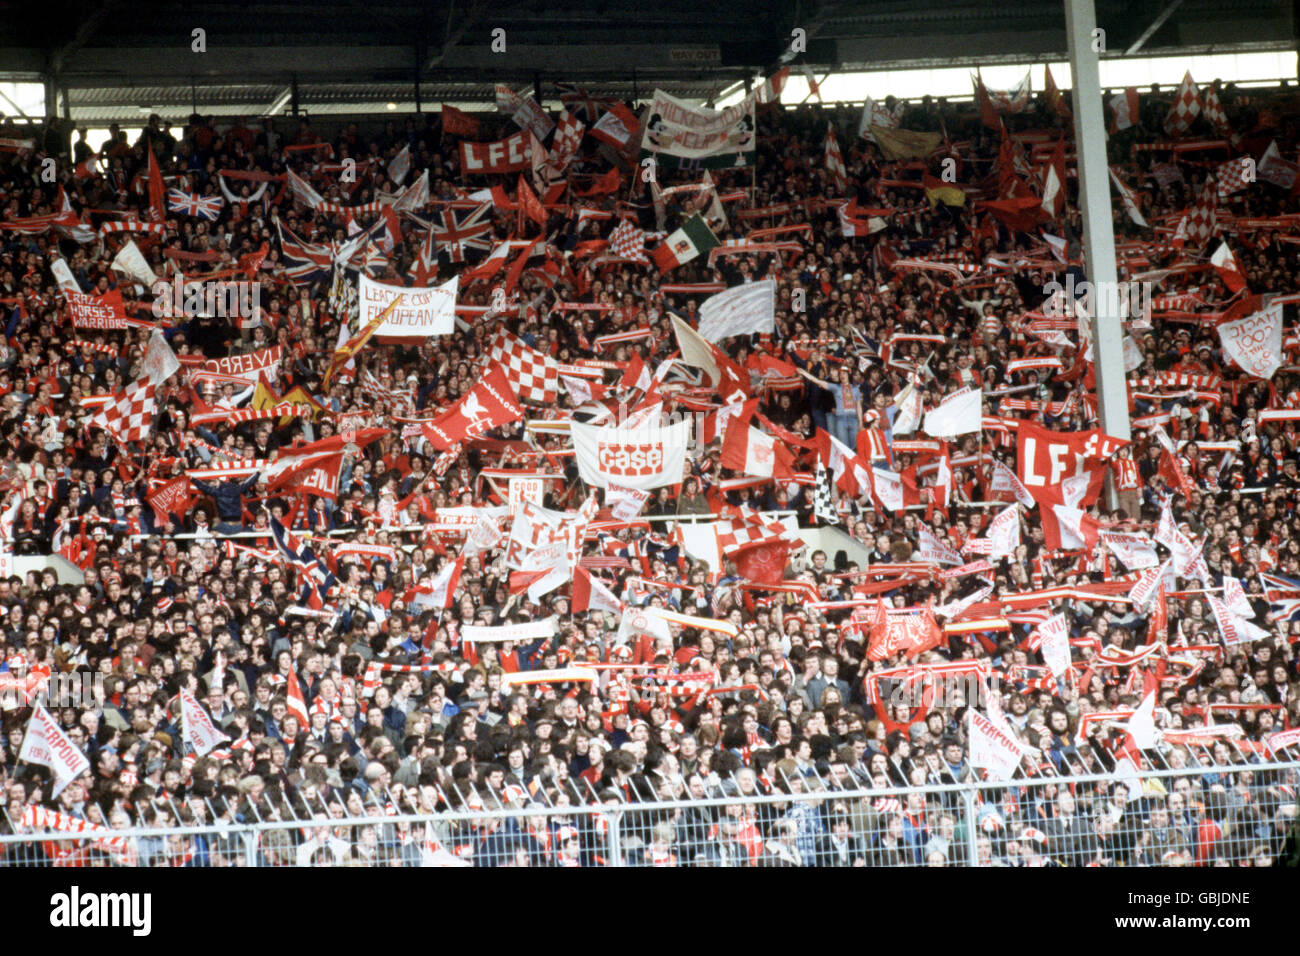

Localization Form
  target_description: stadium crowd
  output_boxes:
[0,75,1297,867]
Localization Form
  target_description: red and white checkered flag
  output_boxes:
[1215,156,1253,198]
[1201,84,1231,137]
[715,505,792,556]
[824,123,848,191]
[1183,176,1218,250]
[609,218,649,264]
[546,110,586,176]
[1163,72,1201,137]
[486,328,559,405]
[87,376,158,444]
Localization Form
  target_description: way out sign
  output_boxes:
[509,477,545,510]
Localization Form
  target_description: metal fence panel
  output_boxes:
[1,762,1295,867]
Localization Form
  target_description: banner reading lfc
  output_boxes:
[641,89,757,169]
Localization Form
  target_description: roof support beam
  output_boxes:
[1065,0,1129,508]
[1125,0,1183,55]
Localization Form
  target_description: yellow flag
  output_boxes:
[322,298,398,390]
[869,126,942,161]
[252,379,282,410]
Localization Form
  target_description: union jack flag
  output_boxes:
[1260,572,1300,622]
[166,188,224,221]
[276,220,333,286]
[434,201,494,263]
[555,83,617,125]
[269,517,336,609]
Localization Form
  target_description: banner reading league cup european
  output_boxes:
[641,89,757,170]
[359,273,457,340]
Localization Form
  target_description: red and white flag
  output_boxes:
[284,668,310,730]
[147,476,194,526]
[1051,503,1101,552]
[179,687,230,756]
[870,465,905,512]
[821,429,872,498]
[1163,72,1201,137]
[1109,166,1148,228]
[607,484,650,522]
[1215,156,1254,198]
[572,566,623,614]
[19,702,89,796]
[721,421,792,479]
[408,555,465,611]
[1257,141,1298,190]
[588,103,640,152]
[985,504,1020,558]
[824,124,848,191]
[487,329,560,405]
[1039,137,1066,218]
[1209,241,1247,294]
[387,145,411,185]
[421,365,524,450]
[1109,87,1141,132]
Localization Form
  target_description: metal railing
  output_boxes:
[2,760,1295,867]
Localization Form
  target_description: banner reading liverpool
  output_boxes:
[359,273,457,339]
[572,418,690,490]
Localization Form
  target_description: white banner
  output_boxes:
[870,465,904,511]
[986,504,1020,558]
[572,419,690,490]
[504,500,570,570]
[461,616,559,643]
[50,257,81,292]
[359,273,457,338]
[495,85,555,141]
[968,709,1025,781]
[917,525,962,565]
[508,476,545,511]
[1218,301,1283,380]
[697,279,776,342]
[607,484,650,521]
[19,702,89,796]
[1036,613,1071,679]
[1099,530,1159,570]
[924,387,983,437]
[643,89,758,160]
[991,458,1036,508]
[179,687,230,756]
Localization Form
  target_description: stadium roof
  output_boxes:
[1,0,1295,125]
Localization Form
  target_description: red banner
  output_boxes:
[67,288,128,329]
[421,366,524,451]
[1015,420,1127,508]
[460,131,533,174]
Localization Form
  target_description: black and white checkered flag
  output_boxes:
[814,461,839,524]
